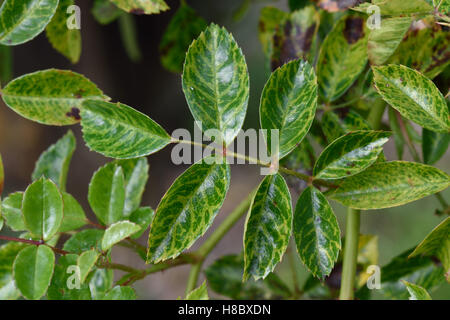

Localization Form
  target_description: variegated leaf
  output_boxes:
[317,14,368,102]
[330,161,450,209]
[313,130,391,179]
[147,159,230,263]
[373,64,450,133]
[260,59,317,158]
[243,173,292,281]
[0,0,58,45]
[294,186,341,279]
[1,69,108,125]
[109,0,169,15]
[182,24,249,146]
[81,100,171,158]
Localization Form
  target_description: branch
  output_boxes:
[0,235,70,255]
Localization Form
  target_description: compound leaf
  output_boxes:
[313,130,391,179]
[294,186,340,279]
[2,69,108,125]
[0,0,58,45]
[147,159,230,263]
[22,178,63,241]
[81,100,171,158]
[182,24,249,146]
[13,245,55,300]
[243,173,292,281]
[260,59,317,158]
[373,64,450,133]
[329,161,450,210]
[31,130,76,191]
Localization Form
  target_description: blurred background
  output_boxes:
[0,0,448,299]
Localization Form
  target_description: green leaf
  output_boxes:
[0,0,58,45]
[101,220,140,251]
[313,130,391,179]
[129,206,154,239]
[159,1,206,73]
[1,192,25,231]
[321,110,371,144]
[77,249,100,283]
[373,64,450,133]
[63,229,104,254]
[0,242,26,300]
[422,129,450,165]
[409,217,450,272]
[147,159,230,263]
[389,24,450,79]
[22,178,63,240]
[270,6,320,70]
[115,158,149,216]
[89,268,113,299]
[317,15,368,102]
[294,186,340,279]
[47,253,92,300]
[372,248,445,299]
[91,0,122,25]
[182,23,249,146]
[2,69,108,125]
[330,161,450,209]
[186,280,209,300]
[109,0,169,15]
[59,192,86,232]
[368,17,411,66]
[88,162,126,226]
[32,130,76,191]
[102,285,136,300]
[402,281,432,300]
[81,100,171,158]
[260,59,317,158]
[1,193,22,232]
[13,245,55,300]
[45,0,81,63]
[243,173,292,281]
[258,6,289,74]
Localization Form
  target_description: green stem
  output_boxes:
[367,102,385,130]
[185,262,203,295]
[339,208,360,300]
[118,14,142,62]
[175,139,337,190]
